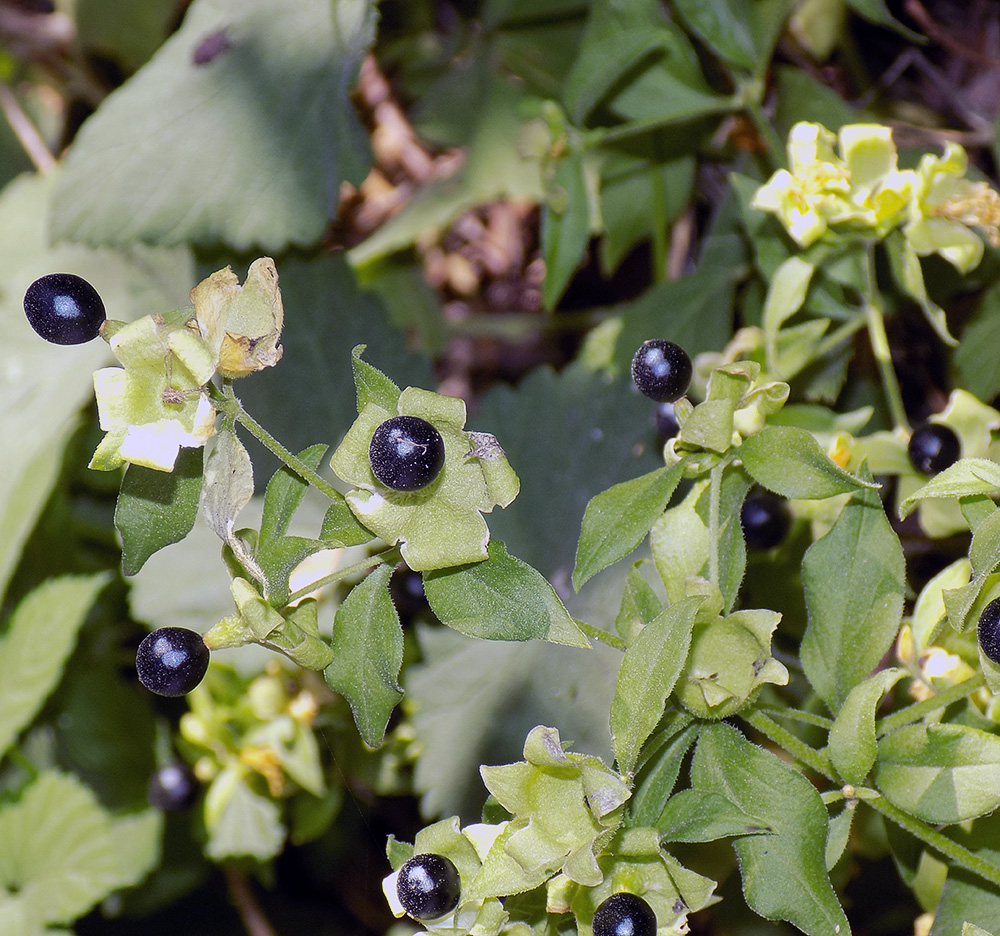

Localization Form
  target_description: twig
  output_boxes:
[223,865,279,936]
[0,77,55,173]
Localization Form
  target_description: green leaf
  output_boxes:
[876,723,1000,824]
[900,459,1000,519]
[943,510,1000,633]
[828,668,907,784]
[801,467,905,713]
[259,444,327,544]
[425,540,588,647]
[930,814,1000,935]
[201,428,257,575]
[350,344,400,414]
[324,564,403,747]
[115,447,204,576]
[542,152,592,310]
[657,789,772,843]
[650,500,710,605]
[912,558,971,653]
[763,256,815,376]
[0,771,160,927]
[844,0,924,39]
[958,283,1000,402]
[0,576,109,762]
[692,723,849,936]
[628,717,698,828]
[204,766,285,860]
[76,0,175,70]
[695,464,753,612]
[53,0,376,250]
[614,561,663,644]
[672,0,794,75]
[255,535,328,608]
[739,425,875,499]
[573,464,684,590]
[825,804,855,871]
[320,499,374,547]
[611,596,703,774]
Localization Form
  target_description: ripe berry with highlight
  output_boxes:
[396,853,461,921]
[741,491,791,551]
[978,597,1000,665]
[136,627,210,697]
[631,340,692,403]
[23,273,106,345]
[907,423,960,475]
[593,893,657,936]
[370,416,445,492]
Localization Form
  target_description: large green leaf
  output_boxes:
[407,626,619,820]
[115,447,205,576]
[801,468,905,713]
[204,765,285,860]
[324,564,403,748]
[930,814,1000,936]
[258,444,328,543]
[0,172,193,601]
[76,0,175,70]
[828,668,906,785]
[610,596,702,774]
[876,723,1000,824]
[692,723,849,936]
[424,540,588,647]
[0,575,109,762]
[0,771,161,928]
[574,464,684,590]
[657,789,772,843]
[53,0,375,250]
[541,151,592,310]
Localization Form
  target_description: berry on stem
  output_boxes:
[23,273,106,345]
[631,339,692,403]
[907,423,960,475]
[396,853,461,921]
[741,490,791,551]
[136,627,210,697]
[369,416,445,492]
[593,893,657,936]
[148,762,199,811]
[978,597,1000,665]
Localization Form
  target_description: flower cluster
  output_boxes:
[753,121,1000,273]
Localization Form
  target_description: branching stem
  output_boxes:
[284,549,400,607]
[875,673,986,737]
[863,244,910,432]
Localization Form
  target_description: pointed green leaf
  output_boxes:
[324,563,403,747]
[53,0,376,250]
[673,0,794,75]
[351,344,400,414]
[0,575,108,762]
[115,446,204,576]
[614,561,663,645]
[574,464,684,590]
[628,717,698,828]
[255,535,329,608]
[657,789,772,843]
[692,723,849,936]
[763,256,815,375]
[739,425,875,499]
[829,668,907,784]
[695,464,752,612]
[320,498,374,547]
[259,444,328,544]
[201,428,257,575]
[825,804,856,871]
[876,723,1000,824]
[901,459,1000,519]
[542,152,592,310]
[650,502,710,605]
[801,467,905,712]
[942,509,1000,633]
[204,766,285,860]
[611,596,703,774]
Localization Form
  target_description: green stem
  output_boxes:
[743,708,834,779]
[284,549,400,607]
[215,383,342,502]
[743,98,784,171]
[867,794,1000,890]
[755,706,833,730]
[576,621,627,651]
[863,245,910,432]
[707,462,723,590]
[813,316,867,359]
[875,673,986,738]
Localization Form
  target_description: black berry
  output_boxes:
[23,273,106,345]
[396,853,461,920]
[654,402,680,440]
[369,416,445,492]
[631,340,692,403]
[978,598,1000,665]
[390,566,430,625]
[908,423,960,475]
[148,762,199,811]
[593,893,657,936]
[741,491,791,551]
[136,627,210,697]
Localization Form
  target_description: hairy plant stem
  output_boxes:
[707,462,723,590]
[576,621,626,651]
[755,706,833,730]
[0,77,55,173]
[213,382,341,502]
[875,673,986,737]
[863,245,910,432]
[284,548,401,607]
[742,708,834,779]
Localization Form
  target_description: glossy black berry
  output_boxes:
[978,598,1000,665]
[631,340,692,403]
[593,893,657,936]
[23,273,106,345]
[369,416,445,492]
[741,491,791,551]
[396,853,461,921]
[654,402,679,440]
[908,423,960,475]
[136,627,209,697]
[148,762,199,811]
